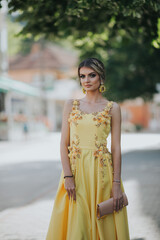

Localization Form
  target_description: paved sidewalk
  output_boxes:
[0,133,160,240]
[0,132,160,166]
[0,180,159,240]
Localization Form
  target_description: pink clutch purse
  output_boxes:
[97,192,128,219]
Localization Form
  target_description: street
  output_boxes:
[0,133,160,240]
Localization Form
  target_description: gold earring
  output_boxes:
[82,87,86,94]
[99,82,106,93]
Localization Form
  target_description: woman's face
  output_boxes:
[79,67,101,92]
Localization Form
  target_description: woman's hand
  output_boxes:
[111,182,124,212]
[64,177,76,201]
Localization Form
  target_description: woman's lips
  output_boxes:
[85,85,91,87]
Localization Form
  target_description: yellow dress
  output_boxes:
[46,99,130,240]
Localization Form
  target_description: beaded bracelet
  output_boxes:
[64,175,73,179]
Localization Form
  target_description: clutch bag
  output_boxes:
[97,192,128,220]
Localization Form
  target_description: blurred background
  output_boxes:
[0,0,160,239]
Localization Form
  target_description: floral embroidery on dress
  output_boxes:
[75,100,113,119]
[94,134,113,188]
[93,101,113,127]
[68,134,81,176]
[68,100,83,126]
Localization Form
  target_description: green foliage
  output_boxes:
[73,31,160,101]
[106,39,160,101]
[1,0,160,101]
[7,15,23,56]
[0,0,159,44]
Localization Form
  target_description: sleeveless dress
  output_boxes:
[46,99,130,240]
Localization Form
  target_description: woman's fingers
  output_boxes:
[64,178,76,201]
[72,187,76,201]
[70,188,74,200]
[113,198,117,211]
[66,189,71,199]
[67,187,76,201]
[119,197,124,211]
[114,197,124,211]
[115,199,119,212]
[120,197,123,209]
[73,189,76,201]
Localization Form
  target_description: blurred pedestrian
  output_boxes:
[23,121,29,140]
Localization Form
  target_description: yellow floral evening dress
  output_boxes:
[46,99,130,240]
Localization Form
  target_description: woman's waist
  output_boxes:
[69,143,111,153]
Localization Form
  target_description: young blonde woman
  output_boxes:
[46,58,130,239]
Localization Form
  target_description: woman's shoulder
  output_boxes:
[63,98,78,112]
[64,98,78,106]
[109,100,121,115]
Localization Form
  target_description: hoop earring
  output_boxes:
[82,87,86,94]
[99,82,106,93]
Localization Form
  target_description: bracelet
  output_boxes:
[64,175,73,179]
[113,180,121,183]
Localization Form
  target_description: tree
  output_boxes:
[1,0,160,100]
[0,0,159,45]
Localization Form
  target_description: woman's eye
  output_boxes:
[90,73,96,78]
[80,75,85,79]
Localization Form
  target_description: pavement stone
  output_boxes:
[0,133,160,240]
[0,180,160,240]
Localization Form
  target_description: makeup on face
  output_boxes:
[79,67,101,90]
[80,72,97,80]
[79,68,98,86]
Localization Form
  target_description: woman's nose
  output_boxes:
[84,76,90,81]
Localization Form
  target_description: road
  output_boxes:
[0,132,160,240]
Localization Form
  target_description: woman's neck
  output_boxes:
[81,92,107,104]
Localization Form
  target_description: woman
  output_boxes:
[46,58,130,239]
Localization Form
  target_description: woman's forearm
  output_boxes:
[60,144,72,176]
[112,147,122,181]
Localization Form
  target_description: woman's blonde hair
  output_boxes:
[78,58,105,85]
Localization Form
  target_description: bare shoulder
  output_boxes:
[64,98,74,107]
[63,98,74,113]
[110,101,121,115]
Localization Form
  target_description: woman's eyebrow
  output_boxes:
[89,72,96,74]
[80,72,96,75]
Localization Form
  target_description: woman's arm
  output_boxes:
[110,102,124,211]
[60,99,77,201]
[60,99,73,176]
[111,102,122,181]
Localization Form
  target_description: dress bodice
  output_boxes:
[68,99,113,151]
[67,98,114,188]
